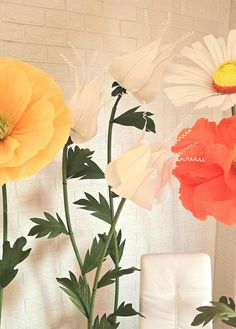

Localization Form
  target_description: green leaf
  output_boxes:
[219,296,235,310]
[192,297,236,327]
[67,146,104,180]
[57,272,91,318]
[79,160,105,180]
[113,302,143,318]
[29,212,68,239]
[0,237,31,288]
[93,315,119,329]
[74,193,111,224]
[83,234,107,274]
[114,107,156,133]
[107,230,126,264]
[98,267,140,288]
[111,82,126,97]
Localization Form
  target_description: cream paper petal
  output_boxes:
[131,177,155,210]
[109,39,160,85]
[133,43,177,102]
[70,75,104,144]
[134,61,165,103]
[203,34,225,66]
[112,167,152,200]
[105,142,153,199]
[226,29,236,59]
[121,42,170,94]
[115,143,151,178]
[105,159,121,188]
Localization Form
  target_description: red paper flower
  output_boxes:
[172,116,236,225]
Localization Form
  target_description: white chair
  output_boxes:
[139,253,212,329]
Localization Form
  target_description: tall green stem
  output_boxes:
[107,94,122,315]
[88,198,126,329]
[0,184,8,326]
[62,146,86,280]
[232,105,236,116]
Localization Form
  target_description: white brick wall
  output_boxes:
[0,1,231,328]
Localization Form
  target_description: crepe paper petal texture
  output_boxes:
[165,29,236,111]
[105,137,174,209]
[109,38,177,104]
[0,57,72,185]
[172,116,236,225]
[68,75,104,144]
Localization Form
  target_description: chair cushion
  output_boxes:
[139,253,212,329]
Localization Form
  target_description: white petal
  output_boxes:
[220,95,236,111]
[227,29,236,59]
[203,34,225,66]
[194,94,227,109]
[181,43,215,74]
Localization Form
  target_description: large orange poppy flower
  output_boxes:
[0,57,72,185]
[172,116,236,225]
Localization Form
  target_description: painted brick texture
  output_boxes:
[0,1,230,328]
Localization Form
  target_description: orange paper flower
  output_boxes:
[172,116,236,225]
[0,57,72,185]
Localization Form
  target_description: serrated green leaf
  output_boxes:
[83,234,107,274]
[112,81,119,88]
[111,85,126,97]
[192,297,236,327]
[79,160,105,180]
[113,302,143,318]
[57,272,91,318]
[114,107,156,133]
[99,230,125,264]
[98,267,140,288]
[219,296,235,310]
[74,193,111,224]
[0,237,31,287]
[29,212,68,239]
[66,146,104,180]
[93,315,119,329]
[108,230,125,264]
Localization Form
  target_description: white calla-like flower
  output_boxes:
[109,39,177,103]
[105,136,174,209]
[68,76,104,144]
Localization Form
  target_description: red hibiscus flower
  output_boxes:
[172,116,236,225]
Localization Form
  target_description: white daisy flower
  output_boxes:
[164,29,236,111]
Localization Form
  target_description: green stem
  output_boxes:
[232,105,236,116]
[88,198,126,329]
[0,184,8,327]
[62,146,86,281]
[107,94,122,315]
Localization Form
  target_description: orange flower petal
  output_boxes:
[0,137,20,165]
[6,99,55,167]
[1,106,71,182]
[0,62,32,123]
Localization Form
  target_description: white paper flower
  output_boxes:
[165,30,236,111]
[109,39,176,104]
[68,76,104,144]
[105,136,175,209]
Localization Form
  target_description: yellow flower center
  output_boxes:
[0,116,12,140]
[212,60,236,93]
